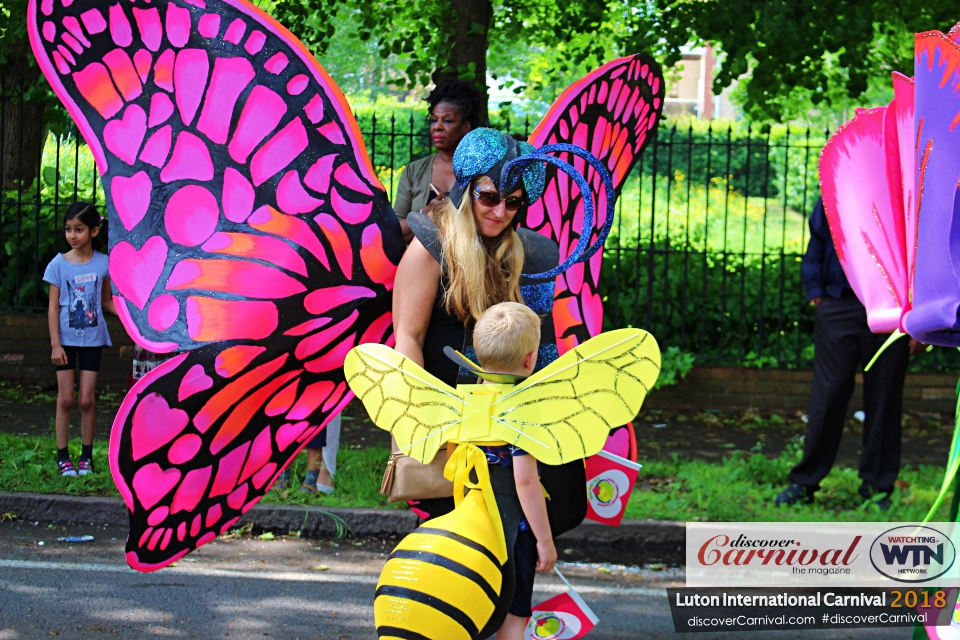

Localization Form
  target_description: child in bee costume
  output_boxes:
[344,303,661,640]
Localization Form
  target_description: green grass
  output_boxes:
[0,433,400,509]
[626,442,954,523]
[1,433,952,523]
[0,434,117,496]
[259,445,404,509]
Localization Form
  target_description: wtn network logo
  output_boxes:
[869,526,956,583]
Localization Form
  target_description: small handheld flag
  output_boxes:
[585,449,642,526]
[525,568,599,639]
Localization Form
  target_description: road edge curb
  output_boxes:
[0,491,686,545]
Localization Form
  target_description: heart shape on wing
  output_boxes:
[178,364,213,402]
[131,392,189,461]
[103,104,147,165]
[132,462,182,511]
[111,171,153,231]
[110,236,168,310]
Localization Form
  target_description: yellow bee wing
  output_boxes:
[344,343,466,464]
[489,329,661,465]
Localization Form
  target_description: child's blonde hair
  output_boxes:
[473,302,540,372]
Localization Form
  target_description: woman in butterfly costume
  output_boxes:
[26,0,664,573]
[395,126,615,531]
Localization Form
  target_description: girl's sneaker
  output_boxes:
[273,468,292,492]
[77,459,94,476]
[57,460,78,477]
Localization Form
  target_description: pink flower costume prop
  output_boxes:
[820,29,960,640]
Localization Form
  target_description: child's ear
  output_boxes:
[90,226,99,237]
[522,349,538,372]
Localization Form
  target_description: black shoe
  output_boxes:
[775,483,815,506]
[859,484,892,511]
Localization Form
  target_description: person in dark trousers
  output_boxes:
[776,198,920,510]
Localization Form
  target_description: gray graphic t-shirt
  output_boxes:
[43,252,112,347]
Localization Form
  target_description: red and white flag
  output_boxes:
[525,569,599,639]
[584,449,641,526]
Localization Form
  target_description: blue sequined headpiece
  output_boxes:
[449,128,616,282]
[449,128,546,209]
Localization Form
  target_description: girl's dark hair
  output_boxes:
[64,202,108,250]
[426,79,484,129]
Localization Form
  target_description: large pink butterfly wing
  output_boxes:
[526,54,665,353]
[28,0,403,570]
[819,103,908,333]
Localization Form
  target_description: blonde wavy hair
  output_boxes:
[431,179,525,323]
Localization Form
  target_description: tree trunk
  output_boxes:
[0,37,47,193]
[433,0,492,124]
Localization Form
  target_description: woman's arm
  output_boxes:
[101,277,117,316]
[392,239,440,367]
[514,454,557,572]
[48,285,67,366]
[394,165,416,244]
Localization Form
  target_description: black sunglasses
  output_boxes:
[472,189,526,212]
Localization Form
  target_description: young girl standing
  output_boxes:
[44,203,115,476]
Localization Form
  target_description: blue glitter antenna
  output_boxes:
[448,129,617,282]
[501,143,616,282]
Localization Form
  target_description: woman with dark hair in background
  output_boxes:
[393,79,483,243]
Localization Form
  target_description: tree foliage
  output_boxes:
[271,0,960,123]
[661,0,960,120]
[271,0,688,120]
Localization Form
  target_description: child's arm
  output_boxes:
[101,277,117,316]
[514,454,557,572]
[48,285,67,366]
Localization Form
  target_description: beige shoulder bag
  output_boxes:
[380,439,454,503]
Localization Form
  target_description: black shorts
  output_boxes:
[509,529,538,617]
[56,346,103,372]
[304,426,327,449]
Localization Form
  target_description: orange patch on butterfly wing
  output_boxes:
[185,297,278,343]
[214,345,267,378]
[209,370,300,455]
[73,62,124,118]
[359,225,396,290]
[265,379,299,416]
[201,232,308,277]
[193,354,288,433]
[168,259,306,299]
[247,205,330,270]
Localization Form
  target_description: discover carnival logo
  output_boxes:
[686,522,960,587]
[697,533,862,570]
[868,525,956,583]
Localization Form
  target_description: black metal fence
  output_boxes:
[3,102,956,371]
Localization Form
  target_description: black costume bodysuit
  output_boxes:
[406,211,587,537]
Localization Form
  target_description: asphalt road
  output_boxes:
[0,522,913,640]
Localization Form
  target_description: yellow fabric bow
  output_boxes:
[444,443,507,563]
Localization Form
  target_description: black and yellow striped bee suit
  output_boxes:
[375,444,528,640]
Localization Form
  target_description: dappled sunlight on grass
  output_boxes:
[627,444,951,523]
[3,432,949,525]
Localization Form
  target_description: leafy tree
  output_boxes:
[661,0,960,121]
[273,0,960,123]
[0,0,66,190]
[271,0,687,122]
